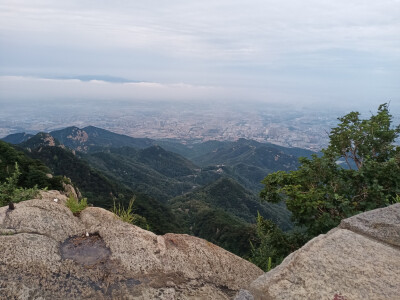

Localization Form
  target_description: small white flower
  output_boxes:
[85,232,89,237]
[53,198,58,202]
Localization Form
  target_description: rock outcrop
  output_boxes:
[0,191,263,299]
[242,203,400,300]
[2,191,399,300]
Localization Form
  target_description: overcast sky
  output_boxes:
[0,0,399,109]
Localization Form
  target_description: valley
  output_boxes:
[1,125,312,257]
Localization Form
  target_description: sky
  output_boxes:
[0,0,399,109]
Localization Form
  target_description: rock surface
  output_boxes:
[0,191,263,299]
[245,203,400,300]
[340,203,400,247]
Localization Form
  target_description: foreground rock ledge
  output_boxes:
[242,203,400,300]
[0,191,263,299]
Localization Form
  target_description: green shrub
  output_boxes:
[249,213,308,271]
[0,162,39,206]
[66,195,88,215]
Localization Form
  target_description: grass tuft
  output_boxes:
[66,195,88,215]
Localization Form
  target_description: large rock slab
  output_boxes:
[247,204,400,300]
[0,191,263,299]
[340,203,400,247]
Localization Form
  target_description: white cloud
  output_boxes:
[0,76,238,102]
[1,0,399,60]
[0,0,399,105]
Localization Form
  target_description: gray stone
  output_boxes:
[249,227,400,300]
[340,203,400,247]
[234,289,255,300]
[0,196,85,242]
[0,191,263,299]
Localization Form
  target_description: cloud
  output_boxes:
[1,0,399,61]
[0,0,399,106]
[0,76,238,102]
[0,76,397,114]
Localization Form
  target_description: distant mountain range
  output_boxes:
[2,132,34,144]
[2,125,313,256]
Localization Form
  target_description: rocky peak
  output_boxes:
[19,132,64,151]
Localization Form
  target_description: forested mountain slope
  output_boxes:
[8,140,182,234]
[1,126,313,257]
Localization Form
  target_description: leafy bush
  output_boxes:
[66,195,88,215]
[0,162,39,206]
[254,104,400,270]
[249,213,307,271]
[260,104,400,235]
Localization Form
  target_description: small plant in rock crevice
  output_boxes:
[66,195,88,215]
[111,197,150,230]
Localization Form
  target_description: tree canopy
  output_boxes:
[260,104,400,235]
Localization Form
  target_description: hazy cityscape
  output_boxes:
[0,100,347,151]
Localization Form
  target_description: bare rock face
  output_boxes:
[339,203,400,247]
[0,191,263,299]
[245,204,400,300]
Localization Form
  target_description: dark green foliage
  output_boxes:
[66,195,88,215]
[83,150,195,202]
[24,145,122,207]
[192,209,257,257]
[157,139,314,193]
[249,213,308,271]
[161,140,227,159]
[21,142,182,234]
[171,177,291,230]
[191,139,301,171]
[0,163,39,206]
[134,145,198,177]
[0,141,63,191]
[169,196,257,257]
[260,104,400,236]
[169,177,292,257]
[132,194,182,234]
[82,146,237,202]
[187,138,313,193]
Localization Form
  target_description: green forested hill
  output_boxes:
[1,132,33,144]
[17,142,182,234]
[170,177,291,230]
[0,141,63,190]
[1,127,314,258]
[82,146,242,202]
[50,126,154,152]
[191,139,300,169]
[184,139,311,192]
[110,145,198,178]
[83,150,195,202]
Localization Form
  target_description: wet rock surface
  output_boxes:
[0,191,263,299]
[60,233,111,267]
